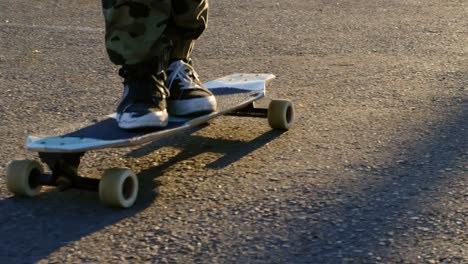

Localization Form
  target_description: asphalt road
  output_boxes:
[0,0,466,263]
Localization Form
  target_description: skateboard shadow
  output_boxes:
[126,127,286,207]
[126,127,286,169]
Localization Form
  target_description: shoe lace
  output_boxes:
[166,61,201,90]
[117,74,169,117]
[153,73,170,99]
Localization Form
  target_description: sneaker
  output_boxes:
[166,59,217,116]
[116,74,169,129]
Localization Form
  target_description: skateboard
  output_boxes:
[5,74,295,208]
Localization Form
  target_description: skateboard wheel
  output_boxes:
[268,99,295,130]
[6,160,43,197]
[99,168,138,208]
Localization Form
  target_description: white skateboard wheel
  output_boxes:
[268,99,295,130]
[6,160,43,197]
[99,168,138,208]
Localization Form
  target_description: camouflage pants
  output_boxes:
[101,0,208,67]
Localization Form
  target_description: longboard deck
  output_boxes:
[27,74,275,153]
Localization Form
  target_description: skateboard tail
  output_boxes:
[204,73,274,92]
[27,135,129,153]
[26,123,195,153]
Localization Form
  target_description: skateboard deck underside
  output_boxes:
[27,74,275,153]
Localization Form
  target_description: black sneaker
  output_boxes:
[116,72,169,129]
[166,60,217,116]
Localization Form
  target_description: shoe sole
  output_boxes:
[168,96,217,116]
[117,110,169,129]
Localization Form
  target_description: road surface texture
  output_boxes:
[0,0,466,263]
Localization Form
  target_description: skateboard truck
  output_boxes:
[236,99,295,131]
[38,152,98,191]
[226,102,268,118]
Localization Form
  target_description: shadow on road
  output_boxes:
[0,127,285,262]
[280,105,467,262]
[128,128,286,169]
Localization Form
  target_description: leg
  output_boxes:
[165,0,216,116]
[169,0,209,60]
[101,0,172,129]
[101,0,172,66]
